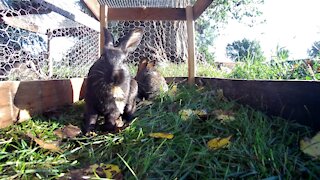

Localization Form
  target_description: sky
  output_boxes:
[212,0,320,61]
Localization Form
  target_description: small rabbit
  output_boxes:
[84,28,144,133]
[135,58,168,100]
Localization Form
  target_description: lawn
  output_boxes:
[0,84,319,179]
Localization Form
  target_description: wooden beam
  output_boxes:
[193,0,213,20]
[197,78,320,130]
[0,81,20,128]
[99,5,106,55]
[186,6,196,85]
[1,16,47,34]
[0,78,86,128]
[83,0,186,21]
[83,0,100,20]
[33,0,100,32]
[108,8,186,21]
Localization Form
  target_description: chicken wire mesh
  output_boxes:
[0,0,99,81]
[108,20,189,66]
[0,0,201,81]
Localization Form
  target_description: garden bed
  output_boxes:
[0,84,319,179]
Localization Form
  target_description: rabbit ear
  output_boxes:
[137,58,148,74]
[117,28,144,53]
[147,60,156,69]
[104,28,114,47]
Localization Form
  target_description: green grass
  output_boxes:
[129,62,228,78]
[1,85,319,179]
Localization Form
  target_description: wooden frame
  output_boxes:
[186,6,196,85]
[0,78,86,128]
[0,0,214,128]
[83,0,213,84]
[1,78,319,130]
[99,5,106,55]
[33,0,100,32]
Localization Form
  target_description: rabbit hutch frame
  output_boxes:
[0,0,320,130]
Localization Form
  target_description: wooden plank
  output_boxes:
[186,6,196,85]
[197,78,320,130]
[0,81,20,128]
[0,78,86,128]
[193,0,213,20]
[83,0,186,21]
[83,0,100,20]
[2,16,47,34]
[100,5,106,55]
[33,0,100,32]
[108,8,186,21]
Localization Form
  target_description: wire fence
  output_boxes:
[0,0,204,81]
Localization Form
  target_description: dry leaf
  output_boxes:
[149,132,174,139]
[213,110,235,123]
[194,109,210,120]
[300,132,320,159]
[54,124,81,139]
[60,163,122,180]
[179,109,194,120]
[179,109,211,121]
[27,133,61,152]
[207,135,232,150]
[101,164,122,179]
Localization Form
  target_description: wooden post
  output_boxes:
[47,30,53,78]
[99,5,106,55]
[186,6,196,85]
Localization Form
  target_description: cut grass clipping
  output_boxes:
[0,85,319,179]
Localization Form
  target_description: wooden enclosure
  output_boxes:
[0,0,319,131]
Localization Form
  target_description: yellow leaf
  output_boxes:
[149,132,174,139]
[213,110,235,123]
[27,133,61,152]
[102,164,122,179]
[207,135,232,150]
[64,163,122,179]
[300,132,320,159]
[179,109,194,120]
[194,109,209,120]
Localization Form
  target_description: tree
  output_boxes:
[226,38,265,62]
[308,41,320,58]
[195,0,265,62]
[275,45,290,61]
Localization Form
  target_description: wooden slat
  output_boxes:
[0,78,86,128]
[33,0,100,32]
[0,81,20,128]
[83,0,100,20]
[186,6,196,85]
[2,16,47,34]
[100,5,106,55]
[1,76,320,131]
[192,0,213,20]
[197,78,320,130]
[83,0,186,21]
[108,8,186,21]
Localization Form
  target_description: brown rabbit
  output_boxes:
[135,58,168,100]
[84,28,144,134]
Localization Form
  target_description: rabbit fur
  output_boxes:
[84,28,144,133]
[135,58,168,100]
